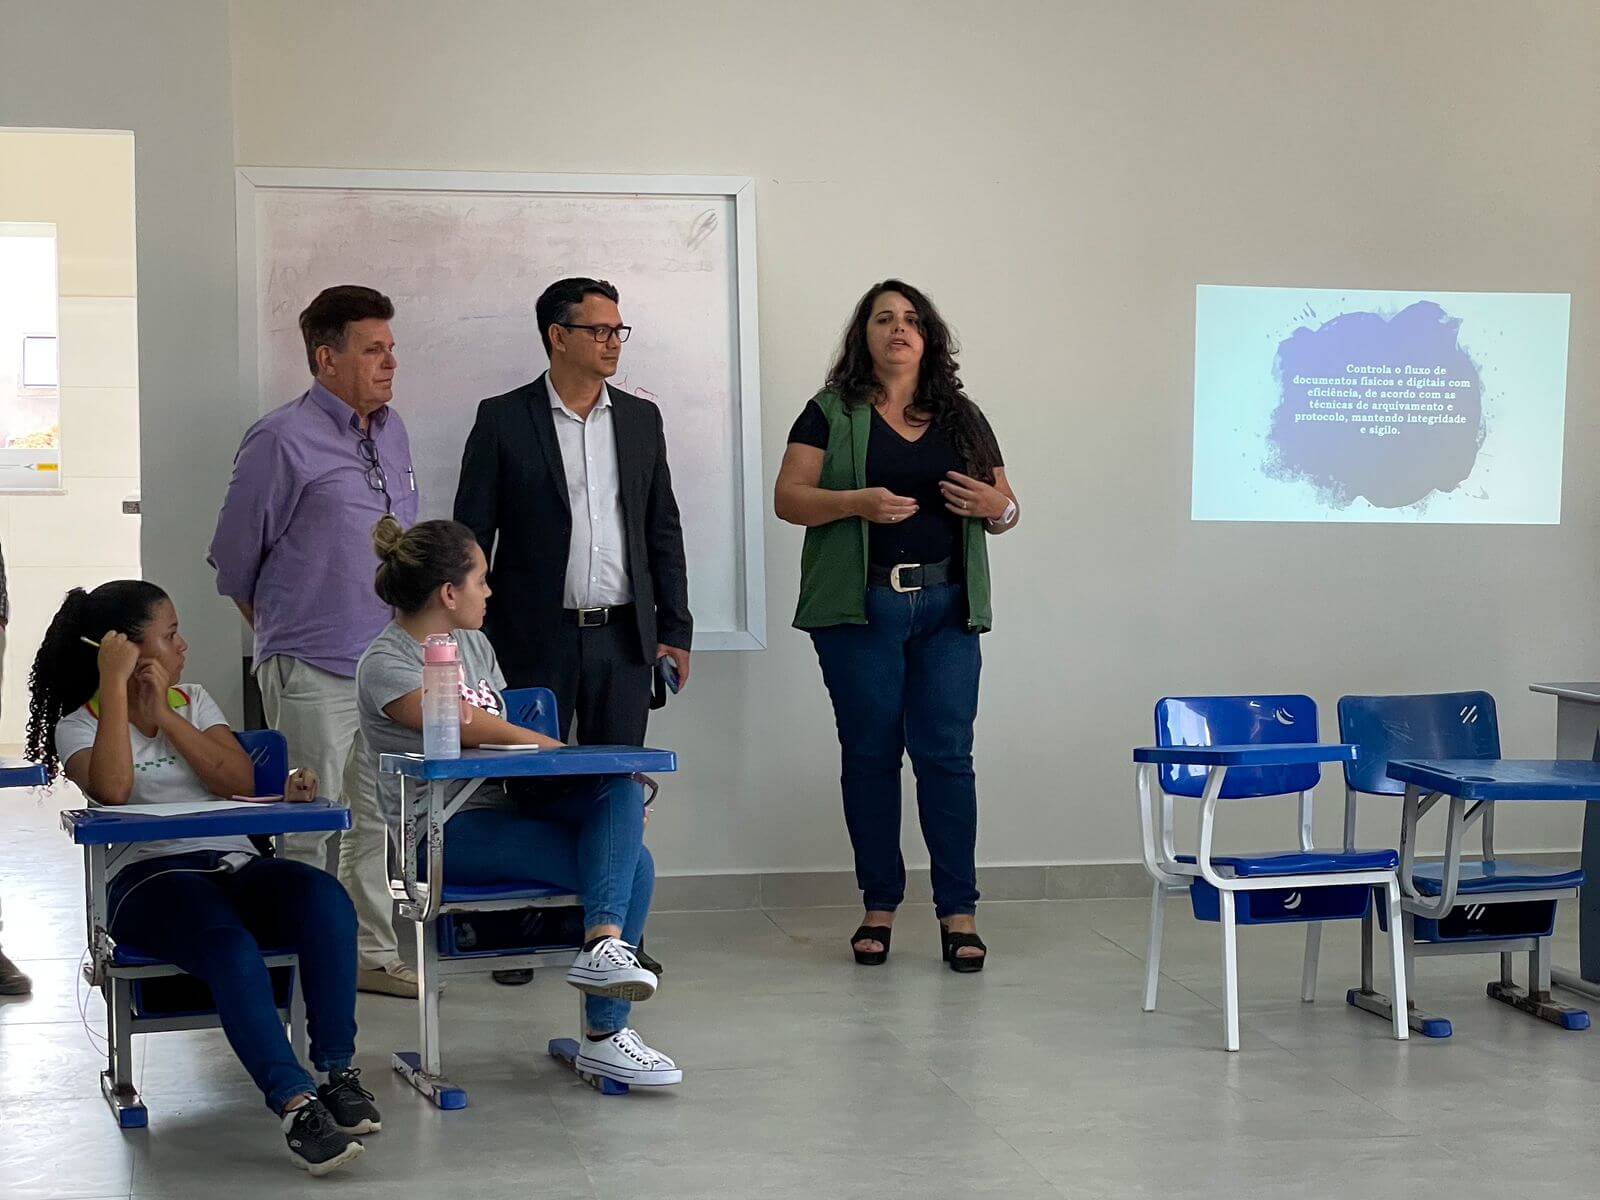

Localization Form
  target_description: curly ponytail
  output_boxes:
[26,580,169,782]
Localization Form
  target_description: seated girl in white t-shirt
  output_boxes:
[26,580,378,1177]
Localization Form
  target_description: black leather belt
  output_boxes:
[867,559,954,593]
[565,604,634,628]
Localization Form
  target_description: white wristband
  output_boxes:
[989,499,1017,528]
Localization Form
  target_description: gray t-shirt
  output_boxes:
[356,623,511,825]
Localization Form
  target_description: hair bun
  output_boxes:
[372,514,407,561]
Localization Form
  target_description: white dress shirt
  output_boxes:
[546,375,633,608]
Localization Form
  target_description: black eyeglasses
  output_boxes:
[357,435,392,514]
[559,323,632,344]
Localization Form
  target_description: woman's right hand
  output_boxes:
[97,632,140,685]
[854,488,918,525]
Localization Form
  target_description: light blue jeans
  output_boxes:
[443,776,653,1033]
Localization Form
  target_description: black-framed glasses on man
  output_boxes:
[558,323,632,344]
[357,435,392,514]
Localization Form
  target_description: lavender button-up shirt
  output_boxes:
[209,381,419,678]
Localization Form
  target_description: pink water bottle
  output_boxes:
[421,634,462,759]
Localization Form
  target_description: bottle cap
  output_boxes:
[423,634,460,664]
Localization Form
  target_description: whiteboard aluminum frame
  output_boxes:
[236,166,766,651]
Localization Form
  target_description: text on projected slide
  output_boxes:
[1191,286,1570,524]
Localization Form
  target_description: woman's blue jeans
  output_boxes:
[810,583,982,919]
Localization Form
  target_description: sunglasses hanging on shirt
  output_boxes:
[357,434,392,515]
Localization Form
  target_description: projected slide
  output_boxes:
[1192,285,1570,523]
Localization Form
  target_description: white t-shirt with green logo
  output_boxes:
[55,684,258,880]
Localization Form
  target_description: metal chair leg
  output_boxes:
[1300,923,1322,1003]
[288,963,308,1061]
[100,977,147,1127]
[1382,882,1409,1041]
[1220,891,1240,1052]
[1142,882,1166,1012]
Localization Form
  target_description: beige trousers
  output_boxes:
[256,655,397,969]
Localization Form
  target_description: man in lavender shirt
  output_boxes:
[209,286,421,997]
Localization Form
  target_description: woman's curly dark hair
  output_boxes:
[825,279,1001,482]
[26,580,169,782]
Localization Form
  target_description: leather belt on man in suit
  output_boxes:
[566,603,635,628]
[867,559,954,593]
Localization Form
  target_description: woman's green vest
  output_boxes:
[793,389,993,633]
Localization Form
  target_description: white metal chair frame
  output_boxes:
[1137,761,1410,1051]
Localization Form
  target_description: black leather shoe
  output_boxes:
[492,969,534,986]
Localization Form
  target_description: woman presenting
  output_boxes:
[774,279,1019,972]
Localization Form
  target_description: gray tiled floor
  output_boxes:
[4,793,1600,1198]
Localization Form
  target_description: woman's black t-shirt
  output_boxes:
[787,400,1002,572]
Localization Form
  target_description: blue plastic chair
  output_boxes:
[1138,695,1409,1050]
[1339,692,1587,1033]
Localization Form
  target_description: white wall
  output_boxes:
[228,1,1600,874]
[0,2,241,727]
[11,1,1596,875]
[0,133,143,744]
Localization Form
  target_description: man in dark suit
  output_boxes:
[454,277,692,748]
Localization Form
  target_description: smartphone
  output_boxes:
[660,655,680,694]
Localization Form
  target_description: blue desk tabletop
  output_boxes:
[378,745,677,781]
[1133,743,1357,767]
[62,800,351,846]
[0,761,47,789]
[1387,759,1600,801]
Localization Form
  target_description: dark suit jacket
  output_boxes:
[453,373,692,676]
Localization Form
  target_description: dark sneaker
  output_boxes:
[635,941,664,977]
[317,1068,381,1134]
[492,969,534,986]
[282,1098,363,1176]
[0,951,31,996]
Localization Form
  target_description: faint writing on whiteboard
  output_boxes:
[687,210,717,250]
[618,374,659,404]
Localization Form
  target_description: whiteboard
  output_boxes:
[236,167,766,650]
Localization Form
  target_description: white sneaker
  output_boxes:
[566,937,657,1002]
[575,1028,683,1087]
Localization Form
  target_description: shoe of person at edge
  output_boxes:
[0,950,32,996]
[356,961,432,998]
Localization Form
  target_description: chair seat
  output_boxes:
[1177,849,1399,878]
[440,880,575,904]
[111,943,295,968]
[1411,860,1584,897]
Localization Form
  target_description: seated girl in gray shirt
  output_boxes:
[355,516,680,1088]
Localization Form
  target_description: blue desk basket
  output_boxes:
[1187,868,1374,926]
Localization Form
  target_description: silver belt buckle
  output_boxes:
[890,563,922,594]
[577,606,607,628]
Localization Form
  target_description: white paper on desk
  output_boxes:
[106,800,277,817]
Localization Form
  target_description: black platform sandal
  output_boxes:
[940,926,987,973]
[850,925,893,966]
